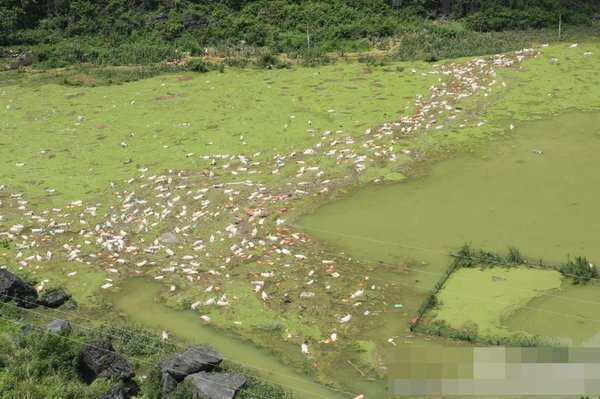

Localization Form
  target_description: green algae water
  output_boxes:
[298,111,600,342]
[505,282,600,346]
[299,111,600,268]
[109,278,352,399]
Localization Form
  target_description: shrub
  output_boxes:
[453,244,477,267]
[186,59,209,73]
[506,247,525,265]
[256,52,290,69]
[560,256,598,285]
[225,57,250,68]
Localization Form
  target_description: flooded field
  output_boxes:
[298,110,600,345]
[2,41,600,398]
[109,279,350,399]
[506,282,600,346]
[299,111,600,267]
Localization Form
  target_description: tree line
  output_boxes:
[1,0,599,67]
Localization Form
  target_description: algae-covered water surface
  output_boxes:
[299,110,600,344]
[299,111,600,266]
[109,279,350,399]
[3,41,600,398]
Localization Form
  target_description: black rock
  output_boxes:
[47,319,72,334]
[38,290,72,308]
[159,345,223,382]
[184,372,246,399]
[97,380,139,399]
[78,340,135,384]
[162,371,179,397]
[0,269,38,308]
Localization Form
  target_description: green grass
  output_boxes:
[432,267,562,337]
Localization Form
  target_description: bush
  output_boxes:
[256,52,290,69]
[225,57,250,68]
[560,256,598,285]
[506,247,525,265]
[453,244,477,267]
[187,59,211,73]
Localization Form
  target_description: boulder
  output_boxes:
[38,290,72,308]
[47,319,72,334]
[160,345,223,382]
[184,372,246,399]
[0,269,38,308]
[97,380,139,399]
[78,340,135,384]
[162,371,179,397]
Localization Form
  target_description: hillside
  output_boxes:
[1,0,600,67]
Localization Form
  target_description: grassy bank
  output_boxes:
[0,308,293,398]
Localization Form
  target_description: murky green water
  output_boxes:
[505,281,600,346]
[110,279,348,399]
[298,111,600,342]
[110,112,600,398]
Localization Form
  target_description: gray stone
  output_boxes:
[184,372,246,399]
[162,371,179,397]
[38,290,72,308]
[78,340,135,384]
[158,232,179,244]
[159,345,223,382]
[97,380,139,399]
[0,269,38,308]
[47,319,71,333]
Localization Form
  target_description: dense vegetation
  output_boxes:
[560,256,598,284]
[1,0,599,68]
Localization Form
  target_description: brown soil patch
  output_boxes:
[177,76,194,81]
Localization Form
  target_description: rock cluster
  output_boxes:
[0,269,72,309]
[160,345,246,399]
[78,340,139,398]
[78,340,136,384]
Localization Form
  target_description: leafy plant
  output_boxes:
[506,247,525,265]
[560,256,598,285]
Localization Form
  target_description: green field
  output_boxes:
[432,267,563,337]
